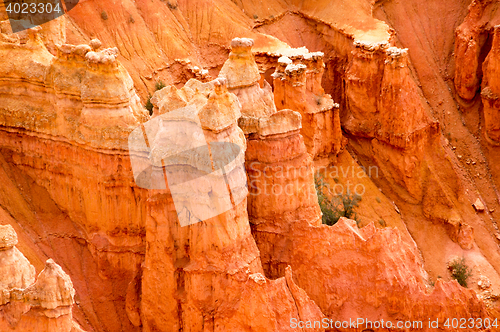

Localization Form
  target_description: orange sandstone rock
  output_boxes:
[138,77,324,331]
[0,226,83,332]
[482,26,500,143]
[272,51,345,162]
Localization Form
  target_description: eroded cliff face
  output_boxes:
[0,225,83,332]
[220,37,491,329]
[238,0,500,316]
[134,74,324,331]
[0,19,149,332]
[2,0,500,331]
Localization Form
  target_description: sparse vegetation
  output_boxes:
[314,174,362,226]
[167,1,178,10]
[145,81,167,116]
[448,257,473,287]
[145,94,154,116]
[253,14,258,19]
[155,80,166,91]
[101,11,108,20]
[128,15,135,24]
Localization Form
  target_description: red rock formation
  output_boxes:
[217,40,322,275]
[2,1,500,330]
[272,51,345,163]
[454,0,499,102]
[0,22,150,331]
[216,36,491,328]
[274,217,489,328]
[0,225,83,332]
[135,77,324,331]
[482,26,500,143]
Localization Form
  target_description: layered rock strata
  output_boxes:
[133,77,324,331]
[218,38,323,277]
[272,51,345,162]
[0,225,82,332]
[0,22,150,331]
[481,26,500,143]
[217,37,490,327]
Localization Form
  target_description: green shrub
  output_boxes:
[155,81,166,91]
[448,257,473,287]
[145,81,166,116]
[145,94,153,116]
[314,174,361,226]
[101,11,108,20]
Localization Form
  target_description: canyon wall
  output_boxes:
[1,0,500,331]
[219,37,493,329]
[136,76,323,331]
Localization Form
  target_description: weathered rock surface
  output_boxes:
[0,226,82,332]
[1,1,500,331]
[455,0,500,102]
[216,36,492,329]
[137,77,324,331]
[482,26,500,144]
[272,50,345,162]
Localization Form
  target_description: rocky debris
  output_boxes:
[478,275,492,290]
[474,198,486,212]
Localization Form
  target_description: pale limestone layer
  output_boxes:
[219,38,303,137]
[0,227,81,331]
[219,38,261,89]
[0,22,148,150]
[24,259,75,311]
[0,224,18,249]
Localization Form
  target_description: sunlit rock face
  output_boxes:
[136,76,323,331]
[0,225,82,332]
[482,26,500,143]
[215,37,490,327]
[272,50,345,162]
[2,0,500,330]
